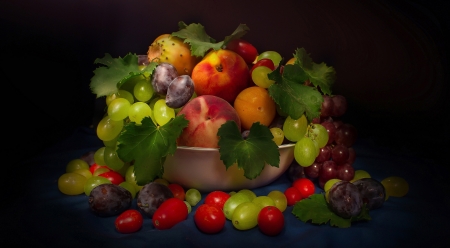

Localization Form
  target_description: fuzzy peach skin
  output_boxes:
[177,95,241,148]
[191,49,250,103]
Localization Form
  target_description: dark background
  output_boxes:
[1,0,449,190]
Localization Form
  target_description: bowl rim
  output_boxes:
[175,143,295,151]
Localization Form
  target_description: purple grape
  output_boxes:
[304,162,321,179]
[331,144,349,165]
[320,95,334,117]
[165,75,195,108]
[335,123,357,147]
[347,147,356,165]
[320,160,337,182]
[287,161,305,182]
[320,121,336,145]
[331,95,347,117]
[315,145,331,163]
[336,163,355,181]
[352,178,386,210]
[88,184,132,217]
[241,130,250,139]
[151,62,178,95]
[328,181,363,218]
[137,182,173,218]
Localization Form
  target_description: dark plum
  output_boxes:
[287,161,305,182]
[165,75,195,109]
[151,62,178,95]
[352,178,386,210]
[327,181,363,218]
[136,182,174,218]
[88,184,132,217]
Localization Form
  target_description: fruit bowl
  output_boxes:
[162,143,295,192]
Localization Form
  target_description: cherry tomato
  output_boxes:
[89,163,109,174]
[194,204,226,234]
[99,171,124,185]
[204,191,231,210]
[258,206,284,236]
[168,183,185,201]
[292,178,315,199]
[284,186,302,206]
[152,198,188,230]
[115,209,143,234]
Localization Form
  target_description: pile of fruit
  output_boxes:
[57,21,409,232]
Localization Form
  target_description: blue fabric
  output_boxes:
[4,126,448,247]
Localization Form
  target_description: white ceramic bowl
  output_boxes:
[162,143,295,192]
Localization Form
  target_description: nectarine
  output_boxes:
[191,49,250,103]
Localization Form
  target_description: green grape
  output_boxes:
[294,136,317,167]
[184,201,192,214]
[381,176,409,198]
[94,147,106,165]
[324,178,341,192]
[237,189,257,201]
[125,165,144,192]
[103,135,118,147]
[257,51,283,67]
[153,99,175,126]
[270,127,284,146]
[93,167,110,176]
[223,192,251,220]
[185,188,202,207]
[350,170,371,182]
[307,124,329,148]
[83,176,112,196]
[119,181,137,198]
[267,190,287,212]
[134,78,154,102]
[312,139,319,157]
[283,115,307,142]
[129,102,153,125]
[103,146,125,171]
[252,196,276,210]
[251,66,275,88]
[108,98,131,121]
[117,89,134,104]
[58,172,87,195]
[73,168,92,180]
[96,116,123,141]
[231,202,260,230]
[66,159,89,173]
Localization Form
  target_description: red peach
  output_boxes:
[177,95,241,148]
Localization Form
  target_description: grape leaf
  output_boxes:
[217,121,280,179]
[293,48,336,95]
[292,194,371,228]
[90,53,157,98]
[172,21,250,57]
[116,116,189,185]
[268,64,323,122]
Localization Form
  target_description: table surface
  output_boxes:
[2,126,449,247]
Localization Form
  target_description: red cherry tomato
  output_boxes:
[284,186,302,206]
[194,204,226,234]
[89,163,109,174]
[204,191,231,210]
[98,171,124,185]
[152,198,188,230]
[167,183,185,201]
[225,39,258,64]
[257,206,284,236]
[292,178,315,199]
[115,209,143,234]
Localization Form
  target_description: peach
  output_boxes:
[191,49,250,103]
[177,95,241,148]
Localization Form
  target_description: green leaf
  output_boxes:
[293,48,336,95]
[217,121,280,179]
[172,22,250,57]
[292,194,371,228]
[268,65,323,122]
[89,53,157,98]
[116,116,189,185]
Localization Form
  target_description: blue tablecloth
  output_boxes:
[3,126,449,247]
